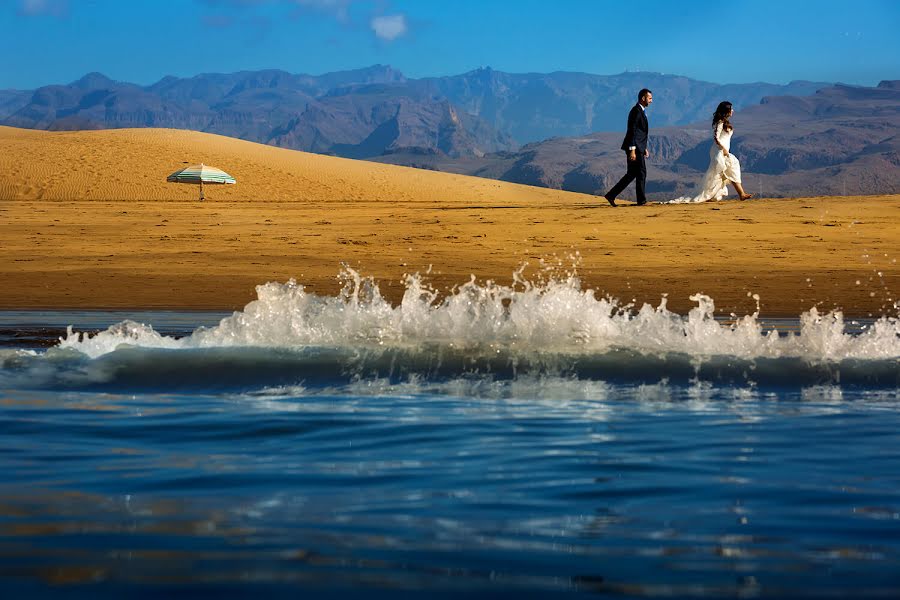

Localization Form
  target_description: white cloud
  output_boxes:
[200,1,410,41]
[370,14,407,41]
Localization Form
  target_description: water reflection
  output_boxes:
[3,485,896,596]
[1,385,899,595]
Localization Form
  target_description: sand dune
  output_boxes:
[0,126,574,205]
[1,126,898,317]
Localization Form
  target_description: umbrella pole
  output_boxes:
[199,181,205,202]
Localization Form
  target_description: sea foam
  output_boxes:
[57,266,900,362]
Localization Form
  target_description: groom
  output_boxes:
[605,88,653,207]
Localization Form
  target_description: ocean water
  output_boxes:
[1,269,899,598]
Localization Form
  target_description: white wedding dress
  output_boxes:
[669,122,742,203]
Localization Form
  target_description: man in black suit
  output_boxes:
[605,88,653,206]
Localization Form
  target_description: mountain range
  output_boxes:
[2,66,897,198]
[2,65,825,155]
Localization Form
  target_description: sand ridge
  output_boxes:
[0,126,579,205]
[1,126,898,317]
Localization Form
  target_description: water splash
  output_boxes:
[54,266,899,362]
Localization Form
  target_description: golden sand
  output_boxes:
[1,126,898,317]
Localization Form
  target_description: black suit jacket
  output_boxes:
[620,104,648,153]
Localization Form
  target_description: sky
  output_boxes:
[1,0,898,90]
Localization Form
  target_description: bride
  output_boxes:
[670,101,753,203]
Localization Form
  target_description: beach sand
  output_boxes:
[1,125,897,317]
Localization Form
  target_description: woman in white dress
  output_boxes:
[671,101,753,203]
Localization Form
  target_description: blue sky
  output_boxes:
[1,0,898,89]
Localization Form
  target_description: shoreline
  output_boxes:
[3,196,898,319]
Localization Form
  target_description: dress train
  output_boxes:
[668,122,742,204]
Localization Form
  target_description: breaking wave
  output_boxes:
[1,267,898,392]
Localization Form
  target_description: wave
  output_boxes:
[1,267,898,392]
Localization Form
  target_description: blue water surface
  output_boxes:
[1,310,899,598]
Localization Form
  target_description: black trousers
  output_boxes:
[606,152,646,204]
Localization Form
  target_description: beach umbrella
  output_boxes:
[167,163,236,200]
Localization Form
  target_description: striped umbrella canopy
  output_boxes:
[167,163,235,200]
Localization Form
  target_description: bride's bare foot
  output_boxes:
[740,194,753,200]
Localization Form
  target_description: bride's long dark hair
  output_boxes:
[712,101,734,132]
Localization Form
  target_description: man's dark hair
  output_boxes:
[638,88,652,101]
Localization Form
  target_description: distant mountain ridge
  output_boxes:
[419,68,828,142]
[373,81,900,199]
[2,65,830,159]
[7,66,896,197]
